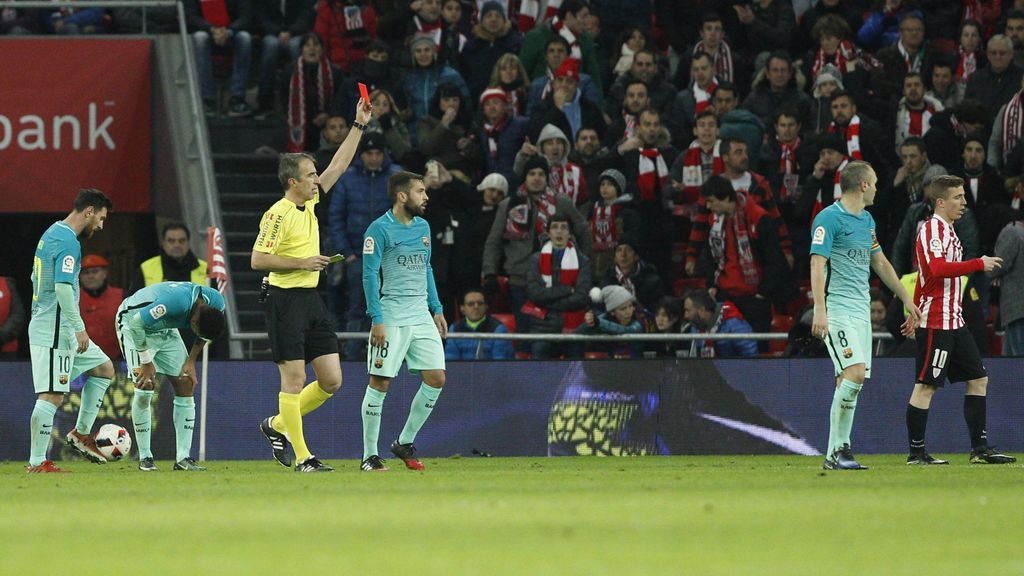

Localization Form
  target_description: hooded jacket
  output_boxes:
[328,152,402,257]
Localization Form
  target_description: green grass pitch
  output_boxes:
[1,456,1022,575]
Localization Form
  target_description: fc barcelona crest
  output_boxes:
[422,236,430,247]
[59,374,69,385]
[843,348,853,359]
[374,358,384,369]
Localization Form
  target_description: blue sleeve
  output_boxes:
[362,222,386,325]
[856,11,885,47]
[200,286,226,311]
[425,224,443,315]
[582,76,602,107]
[61,8,105,27]
[52,235,80,285]
[491,323,513,359]
[720,318,759,357]
[328,180,352,255]
[809,212,836,259]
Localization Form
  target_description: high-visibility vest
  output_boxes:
[140,256,207,287]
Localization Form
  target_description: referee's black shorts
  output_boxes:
[265,287,338,363]
[915,326,987,387]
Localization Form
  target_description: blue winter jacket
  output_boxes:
[328,154,402,257]
[445,316,514,360]
[402,63,471,132]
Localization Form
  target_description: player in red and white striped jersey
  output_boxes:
[905,175,1015,465]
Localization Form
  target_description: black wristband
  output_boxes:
[352,121,367,131]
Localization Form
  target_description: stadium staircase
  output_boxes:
[209,118,285,358]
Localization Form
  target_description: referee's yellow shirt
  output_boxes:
[253,192,321,289]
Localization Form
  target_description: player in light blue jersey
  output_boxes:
[360,171,447,471]
[809,161,921,470]
[116,281,225,471]
[27,189,115,472]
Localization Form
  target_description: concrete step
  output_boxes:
[208,117,286,154]
[213,153,280,174]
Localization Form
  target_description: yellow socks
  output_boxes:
[278,392,310,462]
[271,381,333,433]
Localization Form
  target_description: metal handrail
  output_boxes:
[228,331,896,342]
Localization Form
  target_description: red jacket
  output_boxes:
[81,284,124,361]
[314,1,377,73]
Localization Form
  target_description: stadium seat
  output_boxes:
[584,351,609,359]
[514,351,532,360]
[492,313,516,332]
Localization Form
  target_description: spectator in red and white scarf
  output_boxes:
[518,0,603,94]
[525,37,602,115]
[796,133,848,230]
[610,108,678,281]
[954,20,985,96]
[513,123,588,208]
[603,79,648,149]
[681,289,758,358]
[255,0,318,115]
[524,212,593,359]
[894,71,944,148]
[690,13,737,85]
[692,176,792,334]
[671,110,722,212]
[588,170,641,279]
[283,32,343,153]
[605,49,678,123]
[489,53,531,117]
[757,108,816,210]
[872,12,932,102]
[827,91,892,180]
[807,14,856,86]
[669,51,718,149]
[567,127,604,201]
[477,87,529,186]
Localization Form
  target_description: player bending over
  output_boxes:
[360,171,448,472]
[810,161,921,470]
[904,175,1016,465]
[117,281,225,471]
[27,189,116,472]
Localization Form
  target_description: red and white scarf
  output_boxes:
[550,16,581,60]
[963,0,982,25]
[829,115,862,160]
[414,14,444,51]
[1002,91,1024,165]
[777,137,801,201]
[638,148,670,202]
[517,0,561,33]
[591,203,620,251]
[200,0,231,27]
[622,111,637,140]
[956,46,978,87]
[709,193,760,287]
[897,40,923,73]
[681,140,724,203]
[811,158,848,224]
[812,40,855,82]
[482,113,510,158]
[287,58,334,153]
[523,240,585,331]
[504,185,558,240]
[896,99,936,145]
[693,79,717,116]
[549,162,587,205]
[693,40,733,82]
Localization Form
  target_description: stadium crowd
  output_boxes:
[5,0,1024,359]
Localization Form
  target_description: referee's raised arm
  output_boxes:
[319,98,374,193]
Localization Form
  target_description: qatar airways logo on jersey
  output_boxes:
[0,102,116,151]
[396,252,427,271]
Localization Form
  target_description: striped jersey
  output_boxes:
[362,209,443,326]
[29,221,81,348]
[915,215,982,330]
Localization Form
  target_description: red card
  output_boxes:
[358,82,369,102]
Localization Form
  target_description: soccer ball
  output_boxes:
[95,424,133,461]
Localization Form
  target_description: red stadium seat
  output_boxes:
[492,313,516,333]
[514,351,532,360]
[584,351,609,359]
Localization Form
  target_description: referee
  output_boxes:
[252,99,372,472]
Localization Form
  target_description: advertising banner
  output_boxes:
[0,39,152,212]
